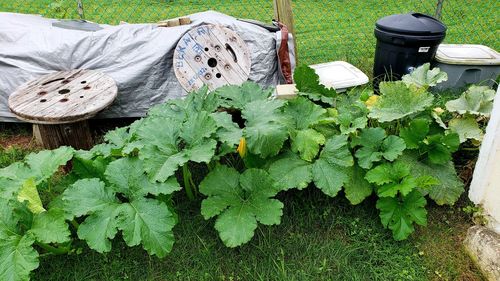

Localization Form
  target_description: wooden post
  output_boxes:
[273,0,298,61]
[33,121,94,150]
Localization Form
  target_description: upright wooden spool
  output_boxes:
[173,24,252,92]
[8,69,117,149]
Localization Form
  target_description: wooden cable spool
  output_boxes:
[8,69,117,149]
[173,24,252,92]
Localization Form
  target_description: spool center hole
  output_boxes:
[208,58,218,68]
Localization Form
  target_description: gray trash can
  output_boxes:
[373,13,447,89]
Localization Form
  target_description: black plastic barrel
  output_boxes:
[373,13,446,89]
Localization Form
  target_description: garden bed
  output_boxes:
[0,64,492,280]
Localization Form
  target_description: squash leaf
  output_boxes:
[242,99,288,158]
[399,152,464,205]
[312,135,354,197]
[199,166,283,247]
[448,116,483,143]
[445,85,495,116]
[402,63,448,89]
[344,164,373,205]
[353,128,406,169]
[376,190,427,240]
[62,158,179,257]
[368,81,434,122]
[294,65,337,105]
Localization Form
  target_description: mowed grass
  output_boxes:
[0,125,484,281]
[0,0,498,72]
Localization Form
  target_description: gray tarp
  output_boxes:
[0,11,280,122]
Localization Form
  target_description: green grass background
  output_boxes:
[0,0,498,73]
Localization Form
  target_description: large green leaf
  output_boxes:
[312,135,353,197]
[399,119,459,165]
[448,116,483,143]
[17,179,45,214]
[29,208,70,244]
[368,81,434,122]
[211,112,243,147]
[137,115,217,182]
[24,146,74,183]
[76,204,121,253]
[105,158,181,199]
[365,162,416,197]
[376,190,427,240]
[353,128,406,169]
[399,152,464,205]
[401,63,448,89]
[63,178,118,218]
[344,165,373,205]
[268,152,313,191]
[283,97,328,130]
[242,99,288,158]
[72,153,110,181]
[117,198,176,258]
[0,147,73,200]
[399,119,430,149]
[213,82,272,110]
[0,234,39,281]
[445,85,495,116]
[291,129,326,162]
[335,111,368,135]
[180,111,217,146]
[199,166,283,247]
[426,133,460,164]
[62,175,177,257]
[293,65,337,104]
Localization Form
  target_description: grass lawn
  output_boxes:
[0,124,484,281]
[0,0,497,72]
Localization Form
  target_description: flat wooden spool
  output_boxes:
[173,24,251,92]
[8,69,118,149]
[9,69,117,124]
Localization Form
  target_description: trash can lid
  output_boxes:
[376,13,446,36]
[310,61,369,91]
[435,44,500,65]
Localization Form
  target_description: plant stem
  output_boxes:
[70,219,80,229]
[35,241,70,255]
[182,165,195,201]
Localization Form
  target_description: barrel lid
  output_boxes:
[376,13,446,36]
[435,44,500,65]
[310,61,369,91]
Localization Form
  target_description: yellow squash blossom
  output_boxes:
[237,137,247,158]
[433,107,445,115]
[365,95,379,108]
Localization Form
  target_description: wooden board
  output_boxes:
[8,69,117,124]
[173,24,252,92]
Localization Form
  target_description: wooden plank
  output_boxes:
[8,69,117,124]
[173,24,251,92]
[273,0,298,62]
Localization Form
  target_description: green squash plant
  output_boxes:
[0,63,495,280]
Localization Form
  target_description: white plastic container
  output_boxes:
[310,61,369,92]
[433,44,500,90]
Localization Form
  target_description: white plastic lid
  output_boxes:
[310,61,369,91]
[435,44,500,65]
